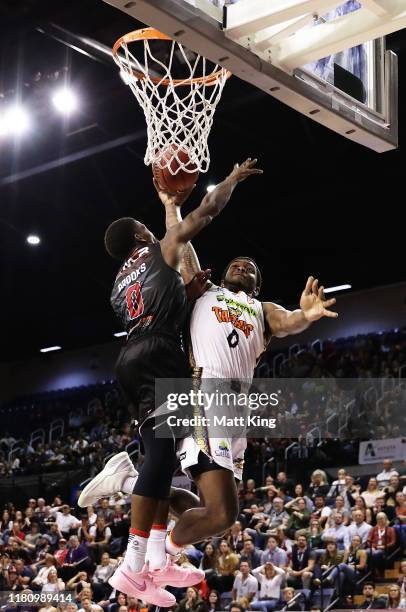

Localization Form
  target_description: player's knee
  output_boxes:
[207,499,238,532]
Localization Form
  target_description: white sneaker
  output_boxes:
[78,451,138,507]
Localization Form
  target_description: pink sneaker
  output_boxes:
[151,555,205,587]
[109,563,176,607]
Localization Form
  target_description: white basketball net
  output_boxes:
[113,32,230,174]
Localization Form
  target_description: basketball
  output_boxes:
[152,146,199,193]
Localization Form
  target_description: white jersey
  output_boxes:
[189,284,266,381]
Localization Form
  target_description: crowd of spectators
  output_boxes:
[0,458,405,612]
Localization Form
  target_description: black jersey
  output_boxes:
[110,242,187,338]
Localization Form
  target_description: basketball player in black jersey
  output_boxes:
[78,158,262,605]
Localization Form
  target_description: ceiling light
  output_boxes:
[40,346,62,353]
[52,88,78,115]
[26,235,41,245]
[323,284,352,294]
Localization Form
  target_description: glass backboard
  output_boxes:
[103,0,400,151]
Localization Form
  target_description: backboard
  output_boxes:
[103,0,403,152]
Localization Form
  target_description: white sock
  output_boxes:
[146,525,168,571]
[165,530,184,556]
[124,530,148,573]
[122,476,138,494]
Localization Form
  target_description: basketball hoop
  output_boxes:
[112,27,231,175]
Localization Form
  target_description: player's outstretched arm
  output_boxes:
[263,276,338,338]
[160,158,262,269]
[153,180,201,283]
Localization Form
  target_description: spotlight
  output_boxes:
[52,88,78,115]
[1,106,30,136]
[114,331,127,338]
[27,235,41,246]
[206,184,216,193]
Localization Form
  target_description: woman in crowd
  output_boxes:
[176,587,205,612]
[0,510,12,535]
[226,522,245,554]
[330,535,367,593]
[398,559,406,596]
[276,526,293,555]
[200,542,220,585]
[367,512,396,576]
[329,495,351,526]
[307,519,323,550]
[307,471,330,499]
[203,590,222,612]
[387,584,403,609]
[66,571,91,597]
[251,562,285,612]
[293,484,313,511]
[394,492,406,547]
[317,540,345,584]
[361,478,380,509]
[41,568,65,593]
[352,496,372,524]
[327,469,347,498]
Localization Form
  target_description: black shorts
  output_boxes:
[115,331,189,425]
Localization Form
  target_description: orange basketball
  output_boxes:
[152,145,199,193]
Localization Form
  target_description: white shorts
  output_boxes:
[178,435,247,481]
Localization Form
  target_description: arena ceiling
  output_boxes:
[0,0,405,362]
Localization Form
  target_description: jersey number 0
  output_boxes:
[126,282,144,320]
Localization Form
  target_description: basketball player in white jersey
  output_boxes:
[158,184,339,550]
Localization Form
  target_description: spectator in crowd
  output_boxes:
[344,510,372,549]
[398,559,406,594]
[361,479,381,508]
[376,460,399,489]
[286,534,314,589]
[229,603,245,612]
[261,536,288,568]
[66,571,91,598]
[311,496,331,528]
[316,540,345,584]
[327,469,347,498]
[356,582,388,609]
[331,534,368,594]
[176,587,205,612]
[86,516,111,563]
[59,536,89,581]
[276,526,293,555]
[240,538,262,570]
[31,554,57,589]
[322,513,347,549]
[306,519,323,550]
[275,473,294,497]
[387,584,403,609]
[329,495,351,526]
[78,597,102,612]
[216,540,240,593]
[232,561,258,604]
[307,471,330,499]
[86,506,98,527]
[96,499,114,524]
[54,538,69,566]
[292,484,313,511]
[41,568,65,593]
[204,589,222,612]
[91,552,115,600]
[280,587,302,611]
[285,498,310,537]
[226,522,244,554]
[367,512,396,576]
[352,497,372,524]
[50,505,81,538]
[251,563,285,612]
[267,498,289,530]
